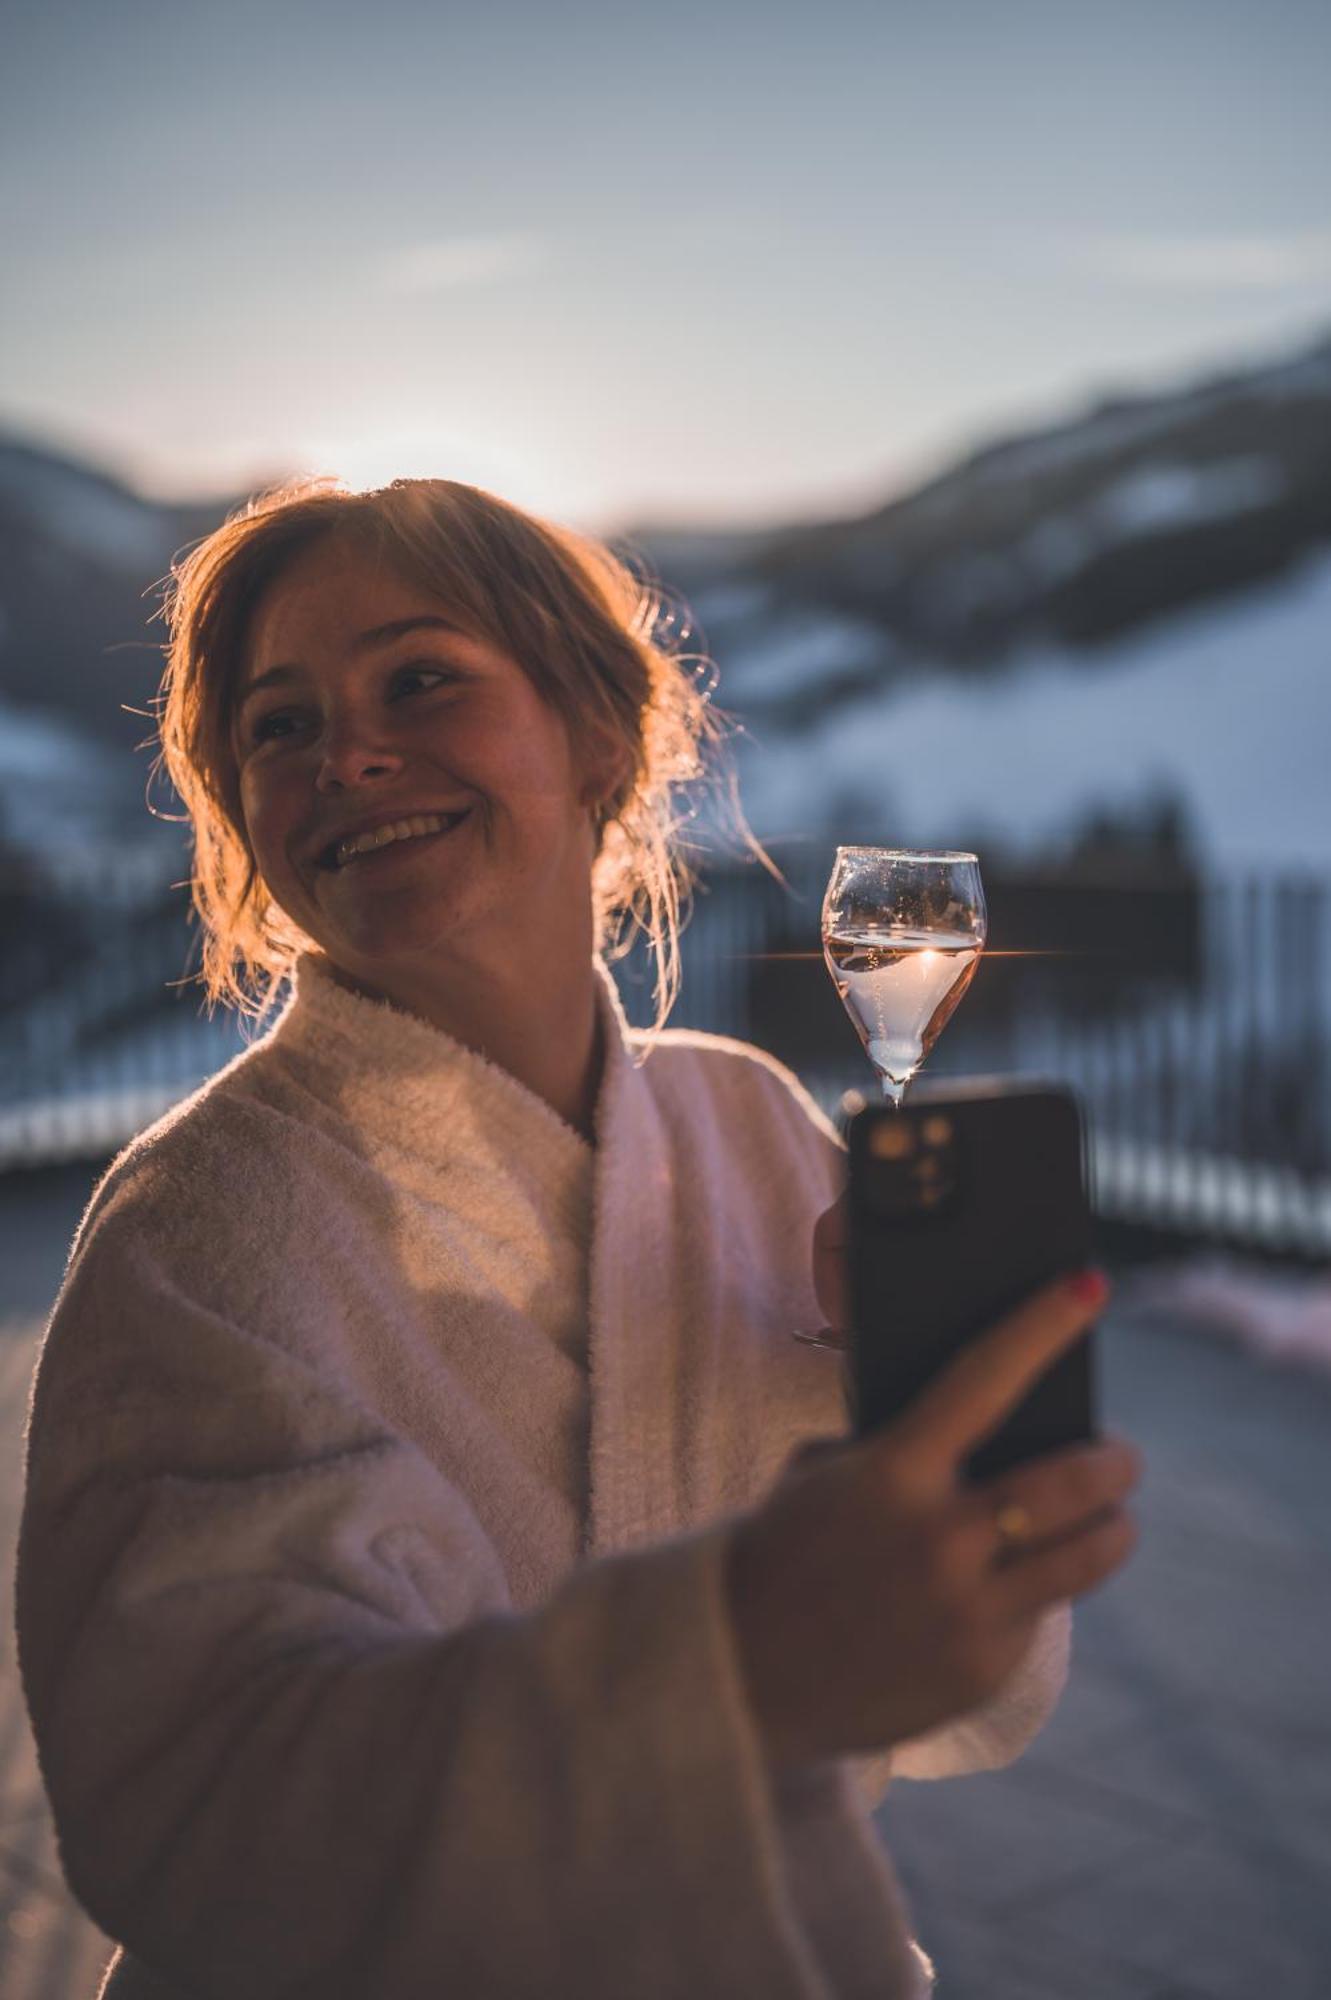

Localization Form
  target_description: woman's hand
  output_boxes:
[811,1193,850,1332]
[726,1272,1141,1770]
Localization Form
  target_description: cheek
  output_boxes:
[237,769,295,883]
[502,718,583,815]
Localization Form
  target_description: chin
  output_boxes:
[315,895,479,970]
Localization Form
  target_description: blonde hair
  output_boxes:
[153,475,763,1032]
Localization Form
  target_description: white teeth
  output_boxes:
[334,812,459,868]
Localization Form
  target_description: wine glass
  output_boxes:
[822,848,987,1106]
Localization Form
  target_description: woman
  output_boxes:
[16,478,1140,1999]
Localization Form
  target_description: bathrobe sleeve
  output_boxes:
[847,1596,1070,1809]
[16,1194,843,2000]
[884,1603,1071,1780]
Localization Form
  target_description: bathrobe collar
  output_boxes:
[271,950,680,1557]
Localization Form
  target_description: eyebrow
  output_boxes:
[236,616,464,714]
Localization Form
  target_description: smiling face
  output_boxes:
[232,533,608,994]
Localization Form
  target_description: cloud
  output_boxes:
[379,233,551,295]
[1064,228,1331,292]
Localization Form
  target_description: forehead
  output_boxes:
[243,535,454,677]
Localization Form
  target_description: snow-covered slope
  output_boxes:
[3,328,1329,880]
[742,330,1331,664]
[0,443,170,571]
[640,327,1331,705]
[732,550,1331,871]
[635,328,1331,872]
[0,437,244,755]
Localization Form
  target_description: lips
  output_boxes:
[315,808,472,871]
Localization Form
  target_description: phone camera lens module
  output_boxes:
[870,1122,916,1160]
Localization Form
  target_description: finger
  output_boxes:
[885,1270,1109,1477]
[783,1434,849,1475]
[812,1193,850,1250]
[961,1436,1143,1550]
[813,1196,851,1327]
[996,1505,1138,1617]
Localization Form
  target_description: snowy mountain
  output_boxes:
[2,325,1329,872]
[0,438,241,760]
[630,328,1331,868]
[637,327,1331,717]
[771,335,1330,652]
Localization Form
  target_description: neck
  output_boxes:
[322,939,607,1145]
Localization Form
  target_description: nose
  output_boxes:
[313,713,408,793]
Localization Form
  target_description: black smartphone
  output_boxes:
[846,1079,1098,1482]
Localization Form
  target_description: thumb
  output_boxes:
[813,1195,850,1328]
[784,1433,848,1476]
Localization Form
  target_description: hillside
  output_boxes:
[2,326,1329,868]
[0,441,243,758]
[635,328,1331,729]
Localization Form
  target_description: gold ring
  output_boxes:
[993,1502,1034,1552]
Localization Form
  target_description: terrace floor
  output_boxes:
[878,1296,1331,1998]
[2,1161,1330,1997]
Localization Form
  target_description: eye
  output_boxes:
[249,708,305,745]
[390,664,454,698]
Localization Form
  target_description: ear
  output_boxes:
[577,725,633,819]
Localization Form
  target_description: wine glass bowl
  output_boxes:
[821,848,987,1105]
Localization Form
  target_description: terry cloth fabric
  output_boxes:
[18,952,1070,2000]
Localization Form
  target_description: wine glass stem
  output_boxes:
[880,1074,907,1108]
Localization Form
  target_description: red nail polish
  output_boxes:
[1067,1268,1109,1305]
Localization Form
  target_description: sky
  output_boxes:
[4,0,1331,532]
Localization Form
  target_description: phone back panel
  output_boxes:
[847,1081,1097,1482]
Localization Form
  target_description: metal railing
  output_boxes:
[617,846,1331,1259]
[3,845,1329,1256]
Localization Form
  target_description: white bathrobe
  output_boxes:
[17,953,1069,1999]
